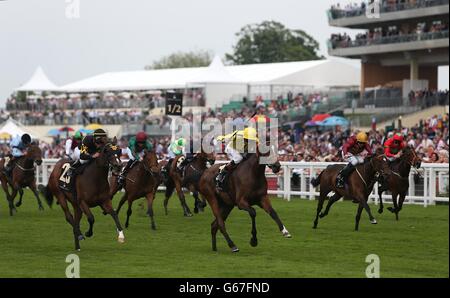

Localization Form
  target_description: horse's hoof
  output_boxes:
[15,202,21,208]
[85,231,93,238]
[184,213,193,217]
[231,247,240,253]
[250,238,258,247]
[378,209,383,214]
[319,213,326,218]
[76,249,81,252]
[78,235,85,241]
[387,207,395,213]
[194,208,199,214]
[151,225,156,230]
[370,219,378,224]
[39,206,44,211]
[118,237,125,243]
[283,232,292,238]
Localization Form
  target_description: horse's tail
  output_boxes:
[39,184,54,208]
[310,171,323,188]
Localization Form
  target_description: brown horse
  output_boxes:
[109,150,161,230]
[40,142,124,251]
[163,151,215,217]
[0,143,43,216]
[310,153,391,231]
[377,146,422,220]
[199,147,291,253]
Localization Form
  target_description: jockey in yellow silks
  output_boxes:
[215,127,259,190]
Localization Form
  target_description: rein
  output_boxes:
[15,162,35,172]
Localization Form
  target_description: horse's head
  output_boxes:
[370,154,391,179]
[26,143,42,166]
[100,143,122,176]
[143,149,159,173]
[258,143,281,174]
[403,146,422,169]
[197,150,216,168]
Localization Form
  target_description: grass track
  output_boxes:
[0,190,448,278]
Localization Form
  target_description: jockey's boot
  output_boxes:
[336,163,354,189]
[216,161,237,191]
[118,159,134,188]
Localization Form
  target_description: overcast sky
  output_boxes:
[0,0,448,107]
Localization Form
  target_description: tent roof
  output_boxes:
[15,66,58,91]
[0,119,36,139]
[58,59,360,92]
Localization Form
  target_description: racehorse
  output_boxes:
[377,146,422,220]
[0,143,44,216]
[199,146,291,253]
[163,151,215,217]
[40,141,124,251]
[310,153,391,231]
[109,150,161,230]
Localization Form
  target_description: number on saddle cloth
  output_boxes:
[59,163,72,188]
[177,156,185,168]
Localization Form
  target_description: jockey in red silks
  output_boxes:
[384,133,406,162]
[336,132,372,188]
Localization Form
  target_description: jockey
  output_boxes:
[336,132,372,188]
[117,131,153,187]
[67,129,108,178]
[4,133,32,177]
[65,131,83,160]
[215,127,259,190]
[384,133,406,162]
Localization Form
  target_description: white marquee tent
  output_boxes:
[57,58,360,107]
[15,66,58,92]
[0,119,36,139]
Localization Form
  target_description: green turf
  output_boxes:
[0,190,448,278]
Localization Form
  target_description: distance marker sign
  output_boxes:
[165,92,183,116]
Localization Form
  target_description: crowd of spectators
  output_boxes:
[329,0,449,19]
[1,111,447,165]
[330,20,448,49]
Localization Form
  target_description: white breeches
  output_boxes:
[225,144,243,164]
[343,152,365,166]
[11,148,24,157]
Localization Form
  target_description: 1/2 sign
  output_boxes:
[165,92,183,116]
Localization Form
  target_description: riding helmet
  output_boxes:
[393,133,404,142]
[136,131,147,143]
[356,132,368,143]
[21,133,32,145]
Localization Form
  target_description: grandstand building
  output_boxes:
[328,0,449,97]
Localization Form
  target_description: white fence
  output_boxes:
[36,159,449,207]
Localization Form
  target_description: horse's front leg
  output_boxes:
[238,200,258,247]
[259,195,291,238]
[146,192,156,230]
[101,199,125,243]
[30,181,44,211]
[174,181,192,217]
[8,184,19,216]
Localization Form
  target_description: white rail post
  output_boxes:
[309,165,314,200]
[423,168,428,207]
[408,170,415,204]
[429,167,436,206]
[283,165,290,201]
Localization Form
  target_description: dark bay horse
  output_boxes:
[0,143,44,216]
[310,154,391,231]
[109,150,161,230]
[163,151,215,217]
[377,146,422,220]
[40,142,124,251]
[199,147,291,253]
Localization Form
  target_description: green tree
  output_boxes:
[226,21,323,65]
[145,50,212,70]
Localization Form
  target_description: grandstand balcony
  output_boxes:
[328,0,449,29]
[328,30,449,60]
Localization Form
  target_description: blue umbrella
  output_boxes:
[317,116,349,127]
[78,128,94,135]
[47,128,61,136]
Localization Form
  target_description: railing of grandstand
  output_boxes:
[328,0,449,20]
[35,159,449,206]
[329,30,449,50]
